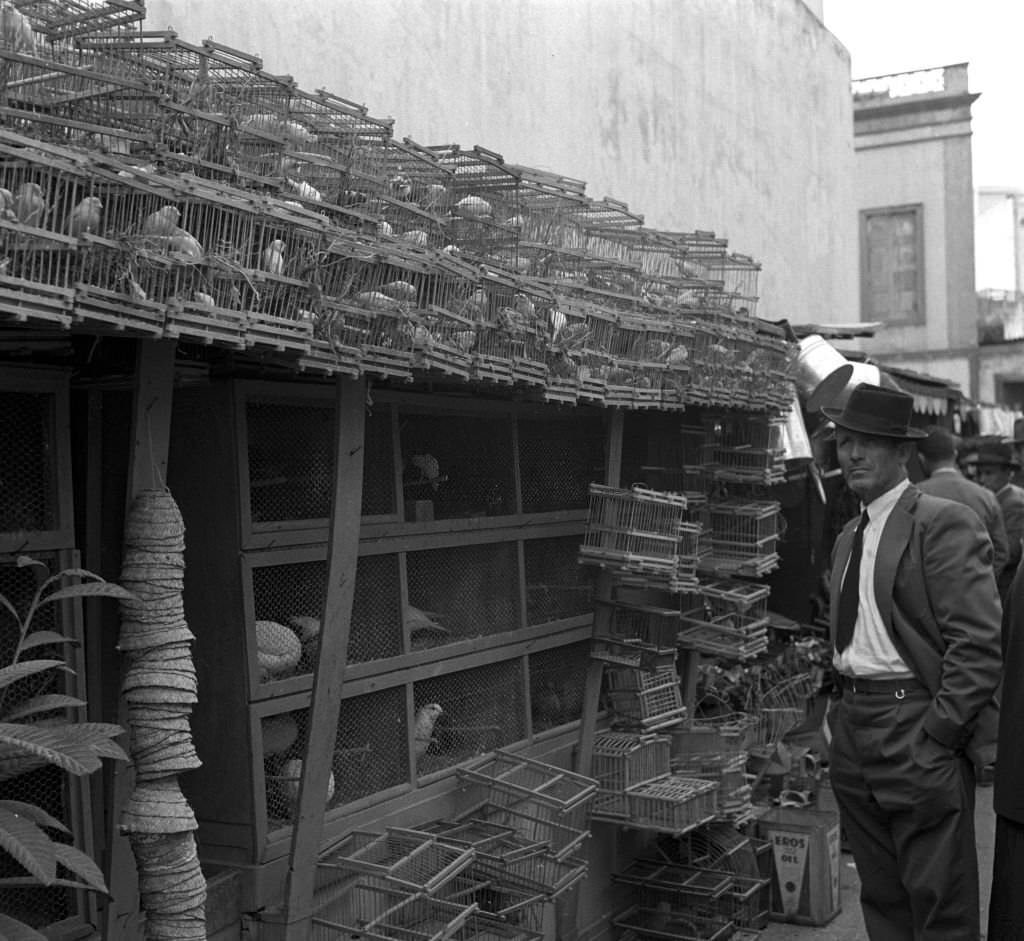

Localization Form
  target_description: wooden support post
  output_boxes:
[281,376,366,940]
[103,338,177,941]
[559,408,624,941]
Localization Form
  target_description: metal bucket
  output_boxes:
[792,335,854,412]
[779,389,813,463]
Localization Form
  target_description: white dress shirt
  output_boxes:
[833,478,915,678]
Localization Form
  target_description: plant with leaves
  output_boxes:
[0,555,131,941]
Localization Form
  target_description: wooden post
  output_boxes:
[103,338,177,941]
[281,376,366,939]
[558,408,624,941]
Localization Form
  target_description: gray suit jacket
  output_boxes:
[918,468,1008,576]
[830,485,1002,764]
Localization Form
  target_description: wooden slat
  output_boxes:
[281,376,366,939]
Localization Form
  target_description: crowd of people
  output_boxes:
[818,383,1023,941]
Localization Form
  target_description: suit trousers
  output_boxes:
[829,688,979,941]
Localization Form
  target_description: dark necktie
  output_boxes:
[836,511,869,652]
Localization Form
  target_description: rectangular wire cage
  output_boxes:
[590,732,672,819]
[439,872,547,933]
[700,499,783,578]
[413,818,548,865]
[613,903,734,941]
[310,881,476,941]
[677,608,769,662]
[603,658,688,733]
[456,802,590,862]
[456,750,597,830]
[623,774,720,836]
[318,827,476,894]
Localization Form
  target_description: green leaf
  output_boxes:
[4,694,87,721]
[0,594,21,629]
[0,912,49,941]
[0,806,57,883]
[41,582,134,604]
[55,843,109,894]
[0,801,69,833]
[0,661,68,692]
[19,631,79,652]
[0,724,96,776]
[15,556,46,571]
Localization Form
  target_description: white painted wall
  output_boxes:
[856,137,950,353]
[145,0,858,326]
[976,190,1018,292]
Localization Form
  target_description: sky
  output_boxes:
[823,0,1024,192]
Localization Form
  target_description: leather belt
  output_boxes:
[838,674,926,698]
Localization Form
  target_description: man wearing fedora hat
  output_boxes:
[823,383,1002,941]
[969,440,1024,603]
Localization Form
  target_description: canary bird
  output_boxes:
[67,196,103,236]
[413,703,444,761]
[142,205,180,237]
[261,239,286,275]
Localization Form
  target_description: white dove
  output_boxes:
[14,182,45,227]
[261,239,286,275]
[67,196,103,236]
[142,205,181,237]
[413,703,443,761]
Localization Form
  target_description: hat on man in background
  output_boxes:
[967,440,1022,471]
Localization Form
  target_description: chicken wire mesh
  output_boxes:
[0,555,81,930]
[251,559,326,684]
[517,413,606,514]
[405,542,519,644]
[523,536,595,626]
[0,387,59,533]
[414,660,526,777]
[399,411,516,521]
[350,552,402,661]
[331,686,409,808]
[246,397,336,526]
[262,704,314,830]
[528,640,589,733]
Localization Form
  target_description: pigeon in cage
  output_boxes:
[413,703,444,761]
[387,174,412,202]
[142,205,181,238]
[410,453,443,491]
[13,182,45,227]
[192,290,216,308]
[261,239,286,275]
[66,196,103,237]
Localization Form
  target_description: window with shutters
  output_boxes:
[861,204,925,325]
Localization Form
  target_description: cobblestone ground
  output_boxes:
[757,784,995,941]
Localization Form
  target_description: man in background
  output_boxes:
[971,440,1024,604]
[917,426,1008,579]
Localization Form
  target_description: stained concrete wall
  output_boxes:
[145,0,857,326]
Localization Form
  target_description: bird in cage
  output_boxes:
[142,205,181,237]
[192,290,216,307]
[13,181,45,227]
[0,187,14,221]
[413,703,444,761]
[387,174,412,202]
[261,239,286,275]
[67,196,103,237]
[410,453,443,491]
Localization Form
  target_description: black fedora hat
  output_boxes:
[821,383,926,439]
[967,440,1021,470]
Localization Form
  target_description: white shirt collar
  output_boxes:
[863,477,910,521]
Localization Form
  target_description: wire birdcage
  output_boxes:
[590,732,672,819]
[700,499,783,578]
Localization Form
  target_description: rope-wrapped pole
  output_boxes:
[117,489,206,941]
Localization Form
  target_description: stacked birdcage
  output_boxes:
[668,719,755,826]
[699,499,782,578]
[458,267,549,387]
[579,484,701,593]
[428,144,523,268]
[590,599,682,668]
[604,651,688,732]
[282,86,395,229]
[589,732,672,819]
